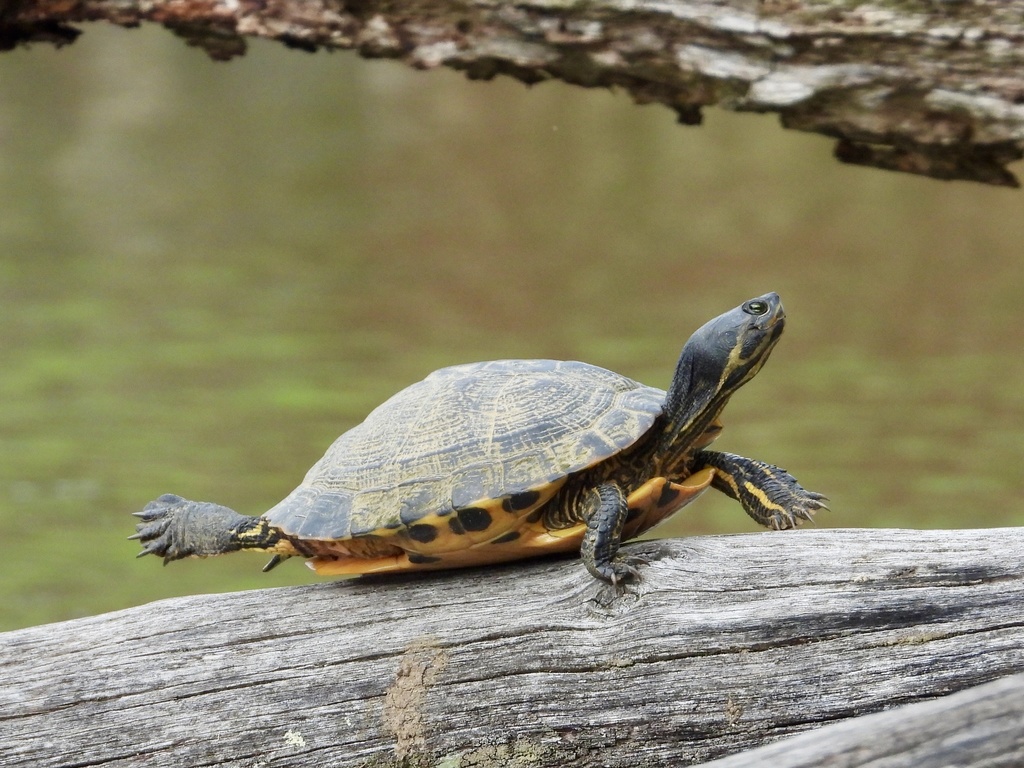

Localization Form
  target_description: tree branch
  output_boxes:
[2,0,1024,186]
[3,528,1024,767]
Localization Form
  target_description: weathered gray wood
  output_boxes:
[3,0,1024,186]
[2,527,1024,767]
[699,672,1024,768]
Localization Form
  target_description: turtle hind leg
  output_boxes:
[131,493,289,564]
[694,450,828,530]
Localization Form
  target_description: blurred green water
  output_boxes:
[1,24,1023,630]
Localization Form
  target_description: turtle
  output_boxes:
[132,292,826,584]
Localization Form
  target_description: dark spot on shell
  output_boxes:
[407,553,442,564]
[458,507,493,532]
[657,483,681,507]
[526,508,544,524]
[448,517,466,536]
[407,524,439,543]
[502,490,541,513]
[626,506,643,522]
[491,531,521,544]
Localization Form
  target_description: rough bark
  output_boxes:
[2,527,1024,767]
[1,0,1024,187]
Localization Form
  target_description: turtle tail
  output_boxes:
[130,494,290,564]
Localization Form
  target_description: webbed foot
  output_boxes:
[695,451,829,530]
[130,494,252,563]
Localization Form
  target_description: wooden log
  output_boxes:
[699,671,1024,768]
[2,0,1024,186]
[2,527,1023,767]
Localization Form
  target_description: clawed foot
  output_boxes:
[130,494,189,562]
[698,451,828,532]
[130,494,245,563]
[590,554,650,587]
[765,484,829,531]
[737,462,828,530]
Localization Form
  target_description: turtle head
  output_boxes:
[661,293,785,451]
[684,292,784,396]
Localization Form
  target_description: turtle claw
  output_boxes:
[130,498,180,560]
[694,451,828,531]
[612,564,642,588]
[596,554,648,587]
[768,492,829,531]
[133,494,185,522]
[130,495,249,563]
[134,541,166,560]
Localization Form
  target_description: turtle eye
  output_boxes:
[744,299,770,316]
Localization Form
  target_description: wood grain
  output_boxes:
[3,527,1023,766]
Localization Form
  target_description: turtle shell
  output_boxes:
[265,359,665,548]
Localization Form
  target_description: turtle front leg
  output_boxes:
[579,483,636,585]
[694,450,828,530]
[130,493,287,564]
